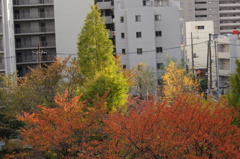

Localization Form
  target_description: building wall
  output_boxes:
[54,0,93,58]
[115,0,182,79]
[2,0,16,75]
[186,21,214,70]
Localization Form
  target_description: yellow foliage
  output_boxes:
[161,61,200,101]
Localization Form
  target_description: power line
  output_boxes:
[0,41,209,60]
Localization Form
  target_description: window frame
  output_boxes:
[135,15,141,22]
[156,47,163,53]
[156,31,162,37]
[121,32,125,39]
[155,14,161,21]
[137,48,143,55]
[136,32,142,38]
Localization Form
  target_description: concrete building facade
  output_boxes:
[0,0,93,76]
[186,21,214,70]
[114,0,182,79]
[173,0,240,35]
[1,0,16,75]
[214,34,240,94]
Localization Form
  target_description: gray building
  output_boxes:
[13,0,56,76]
[114,0,182,80]
[173,0,240,35]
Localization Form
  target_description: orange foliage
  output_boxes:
[17,90,108,157]
[102,95,240,158]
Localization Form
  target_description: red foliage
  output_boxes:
[17,90,108,157]
[102,95,240,158]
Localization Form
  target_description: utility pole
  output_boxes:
[209,34,212,96]
[32,44,47,68]
[215,40,220,99]
[191,32,194,73]
[207,34,211,96]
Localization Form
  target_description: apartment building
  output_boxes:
[219,0,240,35]
[114,0,182,79]
[214,34,240,94]
[173,0,240,35]
[12,0,56,76]
[0,0,93,76]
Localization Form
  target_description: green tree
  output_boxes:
[77,5,129,111]
[77,4,115,79]
[131,63,156,100]
[227,59,240,127]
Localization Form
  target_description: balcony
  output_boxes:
[97,1,112,9]
[13,0,53,7]
[219,69,230,76]
[105,16,113,24]
[220,22,240,27]
[15,26,55,35]
[220,29,239,34]
[14,12,54,21]
[220,16,240,20]
[109,31,114,38]
[219,3,240,7]
[15,40,56,50]
[219,10,240,14]
[218,52,230,59]
[16,54,54,65]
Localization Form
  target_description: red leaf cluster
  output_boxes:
[102,95,240,158]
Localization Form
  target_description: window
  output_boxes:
[156,31,162,37]
[195,15,207,17]
[157,63,164,69]
[121,32,125,39]
[197,26,205,29]
[195,8,207,11]
[120,16,124,23]
[137,48,142,55]
[123,65,126,69]
[122,49,126,55]
[135,15,141,22]
[156,47,162,53]
[155,14,161,21]
[136,32,142,38]
[143,0,150,6]
[195,2,207,4]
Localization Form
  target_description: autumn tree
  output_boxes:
[227,59,240,127]
[131,63,156,100]
[17,90,108,158]
[161,61,200,101]
[77,4,115,79]
[1,57,83,113]
[100,94,240,158]
[77,4,129,111]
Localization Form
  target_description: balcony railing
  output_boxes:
[16,54,55,64]
[15,40,56,49]
[14,12,54,20]
[13,0,53,6]
[15,26,55,34]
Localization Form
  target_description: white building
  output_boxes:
[214,34,240,94]
[114,0,183,80]
[186,21,214,71]
[1,0,16,75]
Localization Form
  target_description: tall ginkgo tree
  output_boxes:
[77,4,129,112]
